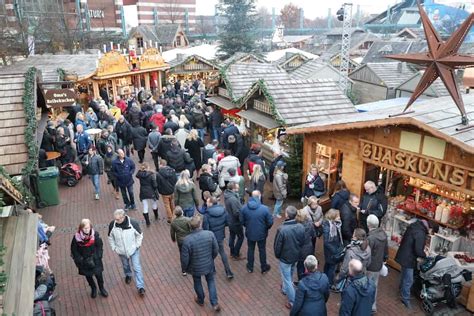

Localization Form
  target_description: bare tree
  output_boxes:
[280,3,300,28]
[195,15,214,37]
[165,0,181,24]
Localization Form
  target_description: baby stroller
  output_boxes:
[416,256,472,315]
[59,163,82,187]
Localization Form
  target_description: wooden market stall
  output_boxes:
[166,54,220,92]
[288,95,474,282]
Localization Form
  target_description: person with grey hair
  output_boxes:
[366,215,388,313]
[339,259,375,316]
[360,180,387,232]
[290,255,329,316]
[114,115,133,156]
[108,209,145,296]
[274,206,305,309]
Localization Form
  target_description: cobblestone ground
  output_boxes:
[41,153,470,316]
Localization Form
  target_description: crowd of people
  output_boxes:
[36,80,440,315]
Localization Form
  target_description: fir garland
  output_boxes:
[254,79,286,126]
[57,68,66,81]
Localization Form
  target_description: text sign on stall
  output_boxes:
[44,89,76,108]
[359,139,474,194]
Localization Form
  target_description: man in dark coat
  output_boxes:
[166,140,190,175]
[274,206,305,309]
[221,121,239,149]
[395,219,437,309]
[360,181,387,232]
[163,116,179,133]
[126,103,142,127]
[247,144,267,177]
[147,125,161,171]
[203,197,234,279]
[181,215,221,312]
[366,215,388,313]
[112,149,136,210]
[290,255,329,316]
[339,259,376,316]
[240,191,273,274]
[224,182,244,260]
[131,125,148,164]
[156,159,177,223]
[114,116,133,157]
[209,106,224,141]
[340,194,360,246]
[269,150,285,183]
[157,129,176,162]
[97,129,117,158]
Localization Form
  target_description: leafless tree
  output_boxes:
[165,0,182,24]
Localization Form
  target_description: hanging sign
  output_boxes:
[44,89,76,108]
[360,139,474,193]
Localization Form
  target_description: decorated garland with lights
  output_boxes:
[22,67,38,178]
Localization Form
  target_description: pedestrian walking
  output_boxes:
[147,124,161,171]
[339,259,376,316]
[156,159,177,223]
[395,219,437,309]
[199,164,220,200]
[290,255,329,316]
[108,209,145,296]
[131,124,148,164]
[338,228,372,284]
[272,161,288,218]
[114,116,133,157]
[81,146,104,200]
[322,208,343,286]
[303,196,323,249]
[181,215,221,312]
[359,181,387,233]
[136,163,159,226]
[112,149,136,210]
[295,208,316,280]
[269,150,284,184]
[240,190,273,274]
[167,139,192,176]
[103,145,120,200]
[274,206,305,309]
[185,129,205,173]
[170,206,192,275]
[218,150,240,189]
[203,196,234,279]
[70,219,108,298]
[74,124,91,160]
[157,128,176,162]
[224,182,245,260]
[248,164,266,197]
[340,194,360,246]
[366,215,388,314]
[330,180,350,210]
[174,170,199,217]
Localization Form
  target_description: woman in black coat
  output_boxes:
[70,219,108,298]
[136,163,159,226]
[296,209,317,280]
[184,129,204,172]
[132,125,148,163]
[198,164,220,201]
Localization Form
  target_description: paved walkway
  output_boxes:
[41,154,469,315]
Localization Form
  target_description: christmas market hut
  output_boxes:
[166,54,220,92]
[287,95,474,280]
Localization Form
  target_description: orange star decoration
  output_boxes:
[386,1,474,125]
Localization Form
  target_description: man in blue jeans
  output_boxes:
[273,206,305,309]
[240,191,273,274]
[395,219,438,309]
[112,149,136,210]
[181,215,221,312]
[81,146,104,200]
[108,209,145,296]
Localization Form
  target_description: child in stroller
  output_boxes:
[415,256,472,315]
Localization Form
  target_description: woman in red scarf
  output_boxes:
[70,219,108,298]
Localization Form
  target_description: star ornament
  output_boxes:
[386,1,474,125]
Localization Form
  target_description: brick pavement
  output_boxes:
[40,153,470,316]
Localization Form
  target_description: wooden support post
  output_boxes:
[92,81,100,99]
[144,72,151,92]
[158,71,162,92]
[112,79,118,101]
[137,75,142,88]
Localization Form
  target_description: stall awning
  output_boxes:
[206,96,238,110]
[238,109,280,129]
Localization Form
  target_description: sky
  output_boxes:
[195,0,401,19]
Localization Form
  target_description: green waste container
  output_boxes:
[37,167,60,207]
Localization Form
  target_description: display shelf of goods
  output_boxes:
[429,233,461,255]
[409,177,466,202]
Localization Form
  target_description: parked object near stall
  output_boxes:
[59,163,83,187]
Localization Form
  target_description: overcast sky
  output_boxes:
[196,0,402,19]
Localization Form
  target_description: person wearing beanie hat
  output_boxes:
[82,145,104,200]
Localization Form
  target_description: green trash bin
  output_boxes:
[37,167,60,207]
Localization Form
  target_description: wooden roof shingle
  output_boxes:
[350,62,416,88]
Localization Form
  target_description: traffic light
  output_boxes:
[337,7,344,21]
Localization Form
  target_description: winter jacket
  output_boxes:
[273,170,288,200]
[247,153,266,176]
[167,147,190,173]
[157,135,176,161]
[170,216,191,246]
[108,216,143,258]
[290,271,329,316]
[150,113,166,133]
[185,138,204,170]
[174,182,199,209]
[394,220,428,269]
[304,173,325,197]
[192,109,207,129]
[331,189,350,210]
[249,174,266,196]
[339,274,376,316]
[70,231,104,277]
[360,190,388,230]
[340,202,358,243]
[97,136,117,157]
[81,154,104,175]
[367,227,389,272]
[104,152,117,173]
[199,172,218,197]
[163,120,179,133]
[340,242,372,277]
[322,220,344,265]
[202,144,217,165]
[274,219,305,264]
[112,157,136,187]
[222,124,240,148]
[299,219,316,260]
[218,155,241,186]
[303,205,324,226]
[269,155,284,183]
[136,170,158,201]
[131,126,148,151]
[240,197,273,241]
[126,106,142,127]
[114,120,133,145]
[209,110,224,128]
[203,204,228,241]
[75,131,91,154]
[181,229,218,276]
[156,166,177,195]
[147,130,161,153]
[224,189,243,232]
[175,128,189,148]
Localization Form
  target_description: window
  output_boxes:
[176,36,181,47]
[136,37,144,48]
[399,131,446,159]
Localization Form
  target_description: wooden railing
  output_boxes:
[254,99,272,114]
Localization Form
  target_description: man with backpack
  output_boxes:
[147,124,161,171]
[156,159,178,223]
